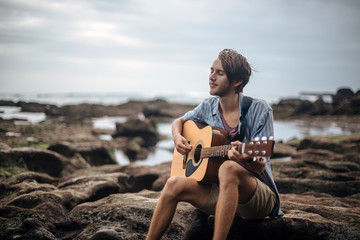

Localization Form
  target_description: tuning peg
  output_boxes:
[261,136,267,140]
[253,157,257,162]
[269,136,274,140]
[254,137,260,141]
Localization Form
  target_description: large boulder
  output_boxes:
[113,116,159,147]
[68,190,360,240]
[0,144,95,178]
[292,100,316,116]
[332,88,355,107]
[118,164,168,192]
[297,136,360,154]
[312,97,332,115]
[16,101,51,113]
[331,94,360,115]
[0,171,131,240]
[48,141,116,166]
[0,147,65,177]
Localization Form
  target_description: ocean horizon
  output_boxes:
[0,91,323,107]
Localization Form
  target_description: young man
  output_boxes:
[146,49,283,240]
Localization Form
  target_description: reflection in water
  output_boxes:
[93,118,360,166]
[0,106,46,124]
[274,120,360,141]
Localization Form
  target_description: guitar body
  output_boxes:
[170,120,228,183]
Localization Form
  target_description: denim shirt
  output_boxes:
[183,93,284,219]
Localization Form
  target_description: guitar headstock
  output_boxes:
[242,136,275,158]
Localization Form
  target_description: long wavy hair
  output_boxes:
[218,49,252,93]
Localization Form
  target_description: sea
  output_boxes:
[1,92,359,166]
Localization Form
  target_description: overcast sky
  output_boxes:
[0,0,359,101]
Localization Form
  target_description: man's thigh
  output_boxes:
[167,176,212,208]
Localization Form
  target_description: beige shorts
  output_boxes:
[199,178,276,219]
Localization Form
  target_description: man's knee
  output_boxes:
[218,161,247,184]
[162,176,185,200]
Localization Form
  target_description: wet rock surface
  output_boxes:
[0,134,359,239]
[1,97,360,239]
[272,87,360,118]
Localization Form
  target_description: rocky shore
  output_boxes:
[0,89,359,240]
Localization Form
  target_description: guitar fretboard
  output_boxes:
[199,145,233,158]
[196,139,274,159]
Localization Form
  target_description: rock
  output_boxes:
[89,228,123,240]
[0,147,65,177]
[272,142,296,158]
[0,100,17,106]
[277,98,304,108]
[45,103,128,121]
[285,138,302,148]
[331,94,360,115]
[1,97,360,239]
[143,104,161,117]
[68,190,198,240]
[332,88,355,107]
[57,172,130,207]
[123,138,149,160]
[0,171,131,240]
[0,142,11,151]
[151,162,172,191]
[272,87,360,118]
[275,177,360,197]
[291,149,343,161]
[118,99,195,122]
[113,116,159,147]
[292,100,315,116]
[0,143,100,178]
[48,141,117,166]
[118,164,165,192]
[297,136,360,154]
[66,190,360,240]
[1,148,360,240]
[312,97,332,115]
[16,101,50,113]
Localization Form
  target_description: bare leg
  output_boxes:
[213,161,257,240]
[146,176,211,240]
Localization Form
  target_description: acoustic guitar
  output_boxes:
[170,120,275,183]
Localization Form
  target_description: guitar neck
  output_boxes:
[199,139,274,159]
[200,145,233,159]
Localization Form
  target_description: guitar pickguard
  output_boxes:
[185,158,204,177]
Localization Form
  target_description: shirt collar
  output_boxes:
[211,93,244,119]
[211,97,219,116]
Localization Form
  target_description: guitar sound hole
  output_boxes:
[194,145,202,164]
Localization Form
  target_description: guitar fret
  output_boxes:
[199,139,274,159]
[201,145,232,159]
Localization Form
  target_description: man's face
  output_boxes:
[209,58,232,97]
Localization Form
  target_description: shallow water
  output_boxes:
[0,106,46,124]
[2,107,359,166]
[92,117,360,166]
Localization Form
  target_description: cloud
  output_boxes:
[74,21,143,46]
[0,0,359,98]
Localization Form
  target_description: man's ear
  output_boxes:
[234,80,243,88]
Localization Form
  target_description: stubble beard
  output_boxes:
[209,86,232,98]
